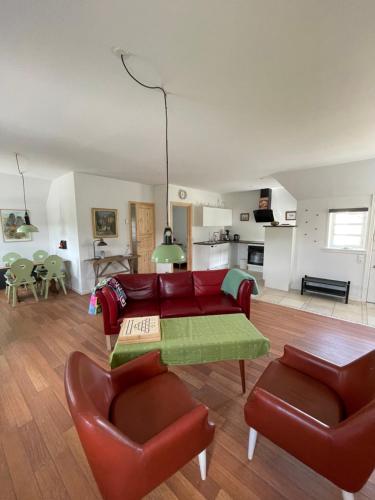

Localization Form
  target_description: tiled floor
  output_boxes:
[248,270,375,327]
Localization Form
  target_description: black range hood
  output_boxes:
[253,209,274,223]
[253,188,274,223]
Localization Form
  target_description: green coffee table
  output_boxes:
[110,313,270,393]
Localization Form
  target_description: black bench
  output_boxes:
[301,275,350,304]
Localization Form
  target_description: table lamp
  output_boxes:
[93,238,107,259]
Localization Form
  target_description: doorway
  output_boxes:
[171,202,192,271]
[129,202,155,274]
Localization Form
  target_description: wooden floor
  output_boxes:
[0,291,374,500]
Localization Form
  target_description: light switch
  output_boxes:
[357,254,365,264]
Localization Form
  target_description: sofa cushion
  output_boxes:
[109,372,198,444]
[160,297,202,318]
[197,294,242,315]
[159,272,194,299]
[193,269,228,296]
[116,273,158,300]
[120,299,160,320]
[252,360,345,426]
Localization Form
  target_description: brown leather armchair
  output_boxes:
[244,345,375,500]
[65,350,215,500]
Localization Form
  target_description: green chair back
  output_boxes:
[43,255,63,279]
[3,252,22,266]
[9,258,35,284]
[33,250,48,263]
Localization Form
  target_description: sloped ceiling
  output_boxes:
[274,158,375,200]
[1,0,375,192]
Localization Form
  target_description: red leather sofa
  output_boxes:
[96,269,253,338]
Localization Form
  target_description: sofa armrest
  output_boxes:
[143,404,215,486]
[96,286,121,335]
[335,350,375,414]
[237,280,253,319]
[95,289,111,336]
[110,351,168,394]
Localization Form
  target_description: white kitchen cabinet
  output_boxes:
[220,209,232,227]
[197,207,233,227]
[193,243,230,270]
[219,243,230,267]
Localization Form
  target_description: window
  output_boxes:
[327,208,368,250]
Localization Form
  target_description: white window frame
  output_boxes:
[327,208,368,251]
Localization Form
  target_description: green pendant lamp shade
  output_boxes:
[119,52,186,265]
[15,153,39,234]
[151,227,186,264]
[17,211,39,233]
[151,244,185,263]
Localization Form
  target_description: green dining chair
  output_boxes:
[40,255,67,299]
[32,249,49,282]
[3,252,22,266]
[3,252,22,295]
[33,249,49,263]
[6,258,38,307]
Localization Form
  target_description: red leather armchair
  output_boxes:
[244,345,375,500]
[65,350,215,500]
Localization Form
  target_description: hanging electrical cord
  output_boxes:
[117,50,185,264]
[120,54,170,227]
[15,153,27,212]
[14,153,39,232]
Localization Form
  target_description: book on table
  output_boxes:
[118,315,161,344]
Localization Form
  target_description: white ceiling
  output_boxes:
[1,0,375,192]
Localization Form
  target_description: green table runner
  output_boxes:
[110,313,270,369]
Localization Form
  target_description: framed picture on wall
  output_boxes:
[285,210,296,221]
[0,209,32,242]
[240,212,250,221]
[92,208,118,238]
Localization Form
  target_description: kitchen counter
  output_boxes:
[194,240,264,245]
[194,241,230,246]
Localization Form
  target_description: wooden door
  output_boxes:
[133,202,155,274]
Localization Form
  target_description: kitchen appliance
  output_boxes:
[223,229,230,241]
[233,234,240,241]
[253,209,274,223]
[253,188,274,223]
[248,244,264,267]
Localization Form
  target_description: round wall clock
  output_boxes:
[178,189,187,200]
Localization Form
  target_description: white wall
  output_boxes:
[0,172,50,260]
[222,187,297,242]
[46,172,81,292]
[292,195,372,300]
[74,173,154,293]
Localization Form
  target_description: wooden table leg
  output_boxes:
[239,360,246,394]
